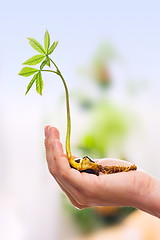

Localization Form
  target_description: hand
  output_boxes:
[44,125,160,217]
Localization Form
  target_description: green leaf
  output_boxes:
[45,56,50,67]
[18,67,39,77]
[27,38,45,54]
[25,73,38,95]
[36,71,44,95]
[23,55,45,65]
[40,57,50,69]
[40,60,47,69]
[44,30,50,53]
[48,41,58,55]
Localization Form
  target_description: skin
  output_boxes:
[44,125,160,218]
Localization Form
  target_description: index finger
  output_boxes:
[53,139,86,186]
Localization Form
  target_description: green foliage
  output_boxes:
[36,71,44,95]
[78,101,130,158]
[48,41,58,55]
[25,73,38,95]
[18,67,39,77]
[40,60,47,70]
[23,55,45,65]
[19,30,59,95]
[27,37,45,54]
[45,56,51,67]
[44,29,50,53]
[19,30,72,164]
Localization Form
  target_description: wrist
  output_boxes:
[134,174,160,218]
[147,177,160,217]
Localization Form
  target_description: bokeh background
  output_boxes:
[1,0,160,239]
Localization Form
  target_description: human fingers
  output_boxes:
[44,126,62,174]
[45,132,150,210]
[53,138,71,172]
[44,127,84,198]
[45,130,132,207]
[53,138,88,189]
[55,176,88,209]
[44,125,60,151]
[44,125,77,185]
[52,139,99,205]
[44,128,87,209]
[47,138,90,206]
[45,127,111,207]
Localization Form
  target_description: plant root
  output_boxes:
[70,156,137,176]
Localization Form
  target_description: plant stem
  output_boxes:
[43,58,72,160]
[41,69,58,75]
[41,61,137,176]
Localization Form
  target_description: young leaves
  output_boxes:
[27,38,45,54]
[19,30,74,163]
[23,55,45,65]
[44,30,58,55]
[19,67,39,77]
[19,68,41,95]
[36,71,44,95]
[45,56,50,67]
[19,30,59,96]
[48,41,58,55]
[25,73,38,95]
[40,60,47,70]
[44,30,50,53]
[24,72,44,95]
[40,56,50,69]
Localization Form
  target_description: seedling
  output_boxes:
[19,30,137,175]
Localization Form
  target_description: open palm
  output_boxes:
[44,126,153,212]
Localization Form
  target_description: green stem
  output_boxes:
[44,58,72,160]
[41,69,58,75]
